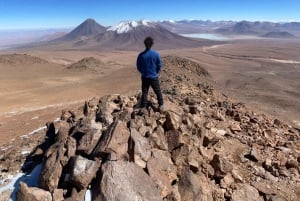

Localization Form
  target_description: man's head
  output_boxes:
[144,36,154,49]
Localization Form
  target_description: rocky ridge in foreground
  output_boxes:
[1,56,299,201]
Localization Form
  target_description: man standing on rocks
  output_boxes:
[136,36,164,111]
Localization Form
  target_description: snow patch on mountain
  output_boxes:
[108,20,153,34]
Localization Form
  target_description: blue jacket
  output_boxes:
[136,49,162,78]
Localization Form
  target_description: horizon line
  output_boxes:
[1,18,300,31]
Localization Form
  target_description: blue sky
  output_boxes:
[0,0,300,30]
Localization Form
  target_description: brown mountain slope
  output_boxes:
[0,56,299,201]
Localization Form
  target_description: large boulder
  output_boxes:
[91,119,130,160]
[147,149,178,198]
[93,161,163,201]
[17,182,52,201]
[210,154,233,179]
[69,155,101,189]
[164,111,181,131]
[130,128,151,168]
[77,127,102,155]
[39,142,65,192]
[231,184,263,201]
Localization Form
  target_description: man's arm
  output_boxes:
[136,55,142,73]
[156,54,162,73]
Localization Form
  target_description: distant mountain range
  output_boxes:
[157,20,300,36]
[4,18,300,50]
[25,19,220,51]
[158,20,235,34]
[261,31,295,38]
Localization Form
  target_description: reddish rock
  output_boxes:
[164,111,181,131]
[17,182,52,201]
[231,184,263,201]
[130,128,151,168]
[147,149,177,198]
[77,128,102,155]
[93,161,163,201]
[149,125,168,151]
[39,142,65,192]
[230,124,242,132]
[210,154,233,179]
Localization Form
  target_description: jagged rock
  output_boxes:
[39,142,65,192]
[149,125,168,150]
[212,109,225,121]
[147,149,178,198]
[178,168,202,201]
[232,169,243,183]
[189,105,202,115]
[220,173,234,189]
[64,188,87,201]
[230,124,242,133]
[278,167,290,177]
[65,137,76,164]
[83,101,89,117]
[55,125,70,143]
[77,127,102,155]
[273,119,283,127]
[17,182,52,201]
[61,110,76,123]
[285,159,298,169]
[166,129,182,152]
[188,147,202,173]
[182,114,194,129]
[263,158,273,171]
[52,189,64,201]
[199,146,214,161]
[204,121,213,129]
[96,95,121,125]
[92,119,130,160]
[177,167,224,201]
[231,184,263,201]
[130,128,151,168]
[69,155,101,189]
[93,161,163,201]
[210,154,233,179]
[164,111,181,131]
[201,163,215,178]
[171,144,189,167]
[250,181,276,196]
[246,147,262,162]
[84,97,99,117]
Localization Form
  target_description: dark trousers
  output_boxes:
[141,77,163,108]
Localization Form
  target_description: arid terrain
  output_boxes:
[1,39,300,146]
[0,37,299,200]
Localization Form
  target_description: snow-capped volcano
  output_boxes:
[87,19,220,50]
[107,20,155,34]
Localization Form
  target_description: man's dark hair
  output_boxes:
[144,36,154,49]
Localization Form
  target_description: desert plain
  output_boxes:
[0,38,300,147]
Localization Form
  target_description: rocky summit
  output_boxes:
[0,56,299,201]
